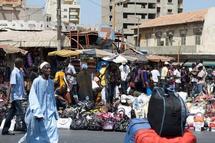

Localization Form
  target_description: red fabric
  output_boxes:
[135,129,196,143]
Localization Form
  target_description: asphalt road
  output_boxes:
[0,130,214,143]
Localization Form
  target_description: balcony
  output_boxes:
[140,45,198,55]
[123,4,156,14]
[69,11,79,16]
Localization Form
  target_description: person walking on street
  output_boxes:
[119,62,130,94]
[19,62,59,143]
[2,58,26,135]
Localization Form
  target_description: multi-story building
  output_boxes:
[0,0,45,31]
[0,0,44,22]
[134,7,215,61]
[102,0,183,44]
[45,0,80,25]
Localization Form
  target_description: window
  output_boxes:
[69,16,76,19]
[181,36,186,45]
[166,37,169,46]
[168,0,172,3]
[123,24,127,29]
[46,16,51,22]
[109,6,112,11]
[123,13,127,18]
[178,8,183,13]
[166,37,173,46]
[148,14,156,19]
[168,9,172,14]
[123,3,127,8]
[148,3,156,9]
[157,0,160,3]
[64,15,67,18]
[64,9,67,12]
[141,4,146,8]
[155,31,163,46]
[70,9,76,12]
[157,38,162,46]
[109,15,112,21]
[195,35,201,45]
[157,7,160,13]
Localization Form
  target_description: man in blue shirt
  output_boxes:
[2,58,26,135]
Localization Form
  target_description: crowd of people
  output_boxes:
[54,59,214,110]
[0,57,215,142]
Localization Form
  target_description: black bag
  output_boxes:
[70,116,88,130]
[148,87,187,137]
[87,116,103,131]
[114,111,130,132]
[114,118,129,132]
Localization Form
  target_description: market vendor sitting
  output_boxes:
[92,75,102,103]
[55,85,71,110]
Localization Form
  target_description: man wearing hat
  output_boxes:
[19,62,59,143]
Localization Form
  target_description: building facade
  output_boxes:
[0,0,44,22]
[135,7,215,61]
[45,0,80,25]
[102,0,183,44]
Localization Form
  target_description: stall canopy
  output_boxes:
[0,30,70,48]
[113,55,128,63]
[122,47,148,62]
[146,55,175,62]
[102,54,137,63]
[48,49,80,57]
[0,44,28,55]
[78,49,114,58]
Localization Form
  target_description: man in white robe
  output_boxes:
[19,62,59,143]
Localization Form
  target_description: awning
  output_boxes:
[78,49,114,58]
[146,55,175,62]
[0,30,71,48]
[102,54,136,63]
[113,55,128,63]
[0,44,28,55]
[122,47,148,62]
[48,49,80,57]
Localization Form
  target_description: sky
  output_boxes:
[27,0,215,26]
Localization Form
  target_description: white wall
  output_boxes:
[201,7,215,53]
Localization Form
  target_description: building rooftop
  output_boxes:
[137,9,209,29]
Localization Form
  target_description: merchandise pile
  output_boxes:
[186,93,215,132]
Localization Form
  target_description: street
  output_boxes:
[0,129,215,143]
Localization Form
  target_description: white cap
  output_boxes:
[164,61,169,65]
[39,62,49,69]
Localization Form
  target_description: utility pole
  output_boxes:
[137,18,140,48]
[112,0,116,32]
[57,0,62,51]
